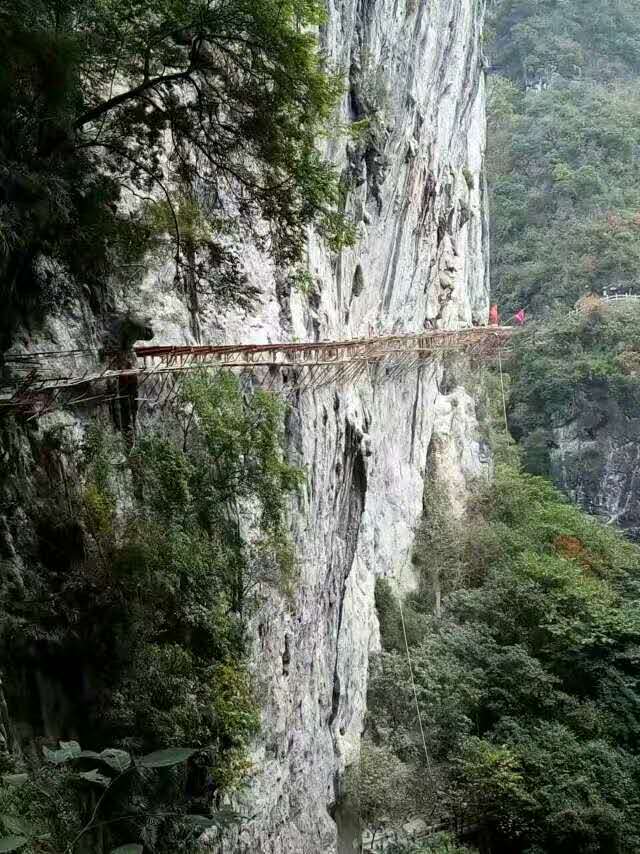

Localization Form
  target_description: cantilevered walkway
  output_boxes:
[1,326,513,417]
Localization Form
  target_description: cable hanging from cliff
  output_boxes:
[497,345,509,432]
[395,342,511,791]
[395,562,435,788]
[397,596,434,784]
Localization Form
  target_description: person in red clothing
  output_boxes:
[489,304,500,326]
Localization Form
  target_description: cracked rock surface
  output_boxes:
[205,2,490,850]
[15,2,490,850]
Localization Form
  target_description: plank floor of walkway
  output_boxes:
[1,326,514,415]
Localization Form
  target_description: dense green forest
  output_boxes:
[487,0,640,533]
[365,460,640,853]
[487,0,640,316]
[0,374,301,852]
[359,4,640,851]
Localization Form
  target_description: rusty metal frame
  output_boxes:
[0,327,514,416]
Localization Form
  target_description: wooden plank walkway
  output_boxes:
[0,326,514,416]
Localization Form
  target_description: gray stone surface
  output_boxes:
[551,399,640,540]
[205,2,489,850]
[14,1,490,850]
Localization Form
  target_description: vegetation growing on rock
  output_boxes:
[0,373,301,852]
[0,0,353,349]
[507,303,640,473]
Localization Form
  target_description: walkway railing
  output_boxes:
[0,326,514,418]
[601,294,640,303]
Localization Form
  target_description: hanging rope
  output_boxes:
[395,537,436,786]
[396,589,434,784]
[390,335,512,788]
[392,337,511,786]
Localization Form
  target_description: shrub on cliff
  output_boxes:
[506,304,640,473]
[0,373,301,851]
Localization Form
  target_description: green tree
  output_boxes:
[487,0,640,316]
[0,374,301,850]
[0,744,235,854]
[488,0,640,85]
[506,304,640,471]
[0,0,352,348]
[369,464,640,852]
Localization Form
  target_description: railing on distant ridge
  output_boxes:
[601,293,640,303]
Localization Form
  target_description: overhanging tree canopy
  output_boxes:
[0,0,350,347]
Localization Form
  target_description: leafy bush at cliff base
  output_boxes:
[506,304,640,473]
[368,464,640,853]
[0,743,234,854]
[0,373,301,852]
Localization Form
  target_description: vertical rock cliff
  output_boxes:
[5,1,489,850]
[205,1,489,850]
[551,405,640,541]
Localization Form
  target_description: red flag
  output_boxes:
[489,304,500,326]
[514,309,526,326]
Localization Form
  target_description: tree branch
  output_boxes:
[68,766,133,853]
[87,141,182,274]
[74,67,195,130]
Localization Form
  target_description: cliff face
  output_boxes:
[551,401,640,541]
[209,2,490,850]
[5,1,489,851]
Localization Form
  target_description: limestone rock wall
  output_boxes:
[206,1,490,850]
[8,1,490,851]
[551,402,640,541]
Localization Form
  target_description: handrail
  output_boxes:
[0,325,515,416]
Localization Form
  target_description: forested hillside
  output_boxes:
[359,5,640,853]
[487,0,640,534]
[365,461,640,853]
[487,0,640,315]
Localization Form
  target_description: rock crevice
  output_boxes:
[11,2,490,851]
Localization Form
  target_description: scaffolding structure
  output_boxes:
[0,326,514,419]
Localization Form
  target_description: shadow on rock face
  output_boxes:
[102,311,154,355]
